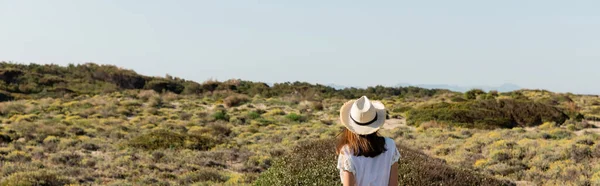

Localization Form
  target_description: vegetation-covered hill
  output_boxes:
[0,62,446,101]
[2,62,600,185]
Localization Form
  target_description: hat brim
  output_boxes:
[339,100,386,135]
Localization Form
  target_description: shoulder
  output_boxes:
[339,145,354,156]
[384,137,395,145]
[384,137,397,149]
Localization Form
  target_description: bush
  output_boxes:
[396,143,514,186]
[0,91,13,102]
[81,143,100,151]
[285,113,305,122]
[391,105,413,113]
[50,152,82,166]
[549,129,572,140]
[311,101,324,111]
[407,99,570,129]
[212,110,229,121]
[224,94,250,107]
[254,139,513,186]
[178,168,229,185]
[128,129,186,150]
[186,135,219,151]
[465,89,486,100]
[0,170,71,186]
[0,133,11,143]
[254,139,339,186]
[0,101,27,116]
[144,79,184,94]
[247,111,261,119]
[4,151,32,162]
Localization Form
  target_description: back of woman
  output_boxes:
[336,96,400,186]
[338,137,400,186]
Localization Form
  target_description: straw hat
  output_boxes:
[339,96,386,135]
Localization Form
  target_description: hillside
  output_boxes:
[2,62,600,185]
[0,62,448,101]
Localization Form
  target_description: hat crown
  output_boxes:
[350,96,377,123]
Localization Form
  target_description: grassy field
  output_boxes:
[2,63,600,185]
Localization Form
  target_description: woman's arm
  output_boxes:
[342,170,355,186]
[389,162,398,186]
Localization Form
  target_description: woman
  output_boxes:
[337,96,400,186]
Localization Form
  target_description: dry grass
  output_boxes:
[1,87,600,185]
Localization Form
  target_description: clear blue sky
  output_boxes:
[1,1,599,94]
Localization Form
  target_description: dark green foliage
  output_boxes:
[145,79,185,94]
[128,129,186,150]
[247,111,261,119]
[1,62,453,100]
[392,106,413,113]
[451,96,468,102]
[0,133,11,143]
[50,152,82,166]
[178,168,229,184]
[0,69,24,83]
[186,135,219,151]
[285,113,305,122]
[255,139,513,186]
[397,143,514,186]
[81,143,100,151]
[254,139,339,186]
[464,89,486,100]
[407,99,571,129]
[507,91,529,100]
[235,81,272,97]
[0,170,72,186]
[549,130,573,140]
[0,62,191,98]
[182,81,203,94]
[212,110,230,121]
[0,91,13,102]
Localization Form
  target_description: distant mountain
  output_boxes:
[396,83,521,93]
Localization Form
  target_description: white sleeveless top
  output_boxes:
[337,137,401,186]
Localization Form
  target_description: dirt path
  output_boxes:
[575,120,600,136]
[383,118,414,130]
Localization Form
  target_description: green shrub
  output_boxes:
[144,79,184,94]
[254,139,339,186]
[566,124,577,131]
[451,96,468,102]
[549,129,572,140]
[407,99,570,129]
[81,143,100,151]
[396,143,514,186]
[0,101,27,116]
[247,111,261,119]
[5,151,31,162]
[391,106,413,113]
[0,133,12,143]
[464,89,486,100]
[50,152,82,166]
[285,113,305,122]
[186,135,219,151]
[43,136,60,144]
[128,129,185,150]
[178,168,229,185]
[212,110,229,121]
[224,94,250,107]
[255,139,513,186]
[0,170,71,186]
[0,91,14,102]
